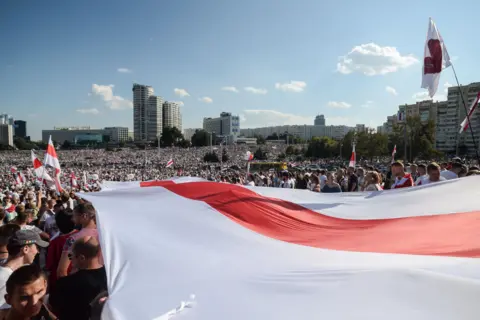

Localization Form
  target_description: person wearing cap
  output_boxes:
[0,230,49,307]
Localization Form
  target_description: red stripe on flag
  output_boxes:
[141,181,480,258]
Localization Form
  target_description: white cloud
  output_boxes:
[91,84,133,110]
[241,110,312,127]
[174,88,190,97]
[198,97,213,103]
[275,81,307,93]
[76,108,100,115]
[117,68,132,73]
[337,43,418,76]
[412,82,451,102]
[361,100,374,108]
[244,87,268,95]
[327,101,352,109]
[172,101,185,107]
[385,86,398,96]
[221,86,239,93]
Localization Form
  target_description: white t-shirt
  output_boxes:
[319,175,327,188]
[0,266,13,307]
[440,170,458,180]
[420,176,447,185]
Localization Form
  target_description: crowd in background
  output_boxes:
[0,146,476,318]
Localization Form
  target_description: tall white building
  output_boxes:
[133,83,154,141]
[147,96,163,141]
[0,115,14,126]
[162,101,182,131]
[0,124,13,147]
[240,124,356,141]
[203,112,240,141]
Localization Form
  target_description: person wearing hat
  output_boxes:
[0,230,49,307]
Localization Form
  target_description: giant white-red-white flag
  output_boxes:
[421,17,451,98]
[459,92,480,133]
[43,136,63,192]
[81,178,480,320]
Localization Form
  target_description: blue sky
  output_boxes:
[1,0,479,140]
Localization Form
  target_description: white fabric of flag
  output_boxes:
[421,17,451,98]
[80,177,480,320]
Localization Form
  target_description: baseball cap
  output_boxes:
[9,230,49,248]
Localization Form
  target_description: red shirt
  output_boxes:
[392,173,413,189]
[46,230,78,292]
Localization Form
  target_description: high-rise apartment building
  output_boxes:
[162,101,182,131]
[13,120,27,138]
[441,82,480,154]
[314,115,326,126]
[133,83,154,141]
[203,112,240,141]
[0,124,13,147]
[147,96,163,141]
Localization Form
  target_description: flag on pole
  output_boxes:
[44,136,63,192]
[348,144,356,167]
[31,150,54,186]
[391,145,397,164]
[459,92,480,133]
[70,172,78,188]
[421,17,451,98]
[166,159,174,168]
[80,178,480,320]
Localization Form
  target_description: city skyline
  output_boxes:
[2,0,480,140]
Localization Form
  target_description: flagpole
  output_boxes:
[451,64,480,162]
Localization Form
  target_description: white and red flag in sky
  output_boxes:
[31,150,54,187]
[348,143,356,167]
[421,17,451,98]
[459,92,480,133]
[82,177,480,319]
[43,136,63,192]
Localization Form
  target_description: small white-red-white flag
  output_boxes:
[31,150,54,187]
[166,159,174,168]
[43,136,63,192]
[421,17,451,98]
[348,144,356,168]
[459,92,480,134]
[391,145,397,164]
[70,172,78,188]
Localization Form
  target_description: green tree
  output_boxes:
[254,148,268,160]
[305,136,338,158]
[285,145,295,155]
[62,140,72,149]
[191,130,210,147]
[161,127,184,147]
[204,151,219,162]
[266,133,279,140]
[389,116,436,161]
[355,130,389,161]
[222,148,229,162]
[13,137,35,150]
[254,135,266,144]
[177,139,190,148]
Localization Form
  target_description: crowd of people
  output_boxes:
[0,145,476,319]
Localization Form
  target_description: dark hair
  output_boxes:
[55,209,75,235]
[0,224,20,246]
[15,210,29,224]
[417,164,427,171]
[451,162,463,170]
[6,264,45,295]
[73,203,96,220]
